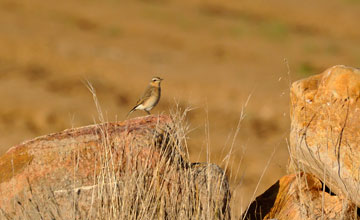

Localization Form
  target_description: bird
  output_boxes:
[127,76,163,117]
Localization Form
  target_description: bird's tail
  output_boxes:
[126,107,137,119]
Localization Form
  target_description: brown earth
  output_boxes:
[0,0,359,217]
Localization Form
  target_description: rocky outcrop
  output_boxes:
[289,65,360,206]
[244,65,360,219]
[0,115,230,219]
[243,173,357,220]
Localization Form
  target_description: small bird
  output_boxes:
[127,76,163,117]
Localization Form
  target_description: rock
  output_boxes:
[289,65,360,206]
[0,115,230,219]
[242,173,357,220]
[191,163,231,220]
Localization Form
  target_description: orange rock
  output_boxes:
[243,173,357,220]
[290,65,360,207]
[0,115,231,219]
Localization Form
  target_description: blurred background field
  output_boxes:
[0,0,359,217]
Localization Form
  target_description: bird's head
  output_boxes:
[150,76,163,87]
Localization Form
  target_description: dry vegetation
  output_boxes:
[0,90,232,219]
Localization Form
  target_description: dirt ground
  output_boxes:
[1,0,359,217]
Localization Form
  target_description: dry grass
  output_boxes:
[0,83,235,219]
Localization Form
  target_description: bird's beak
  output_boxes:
[160,78,164,81]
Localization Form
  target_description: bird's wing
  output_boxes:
[135,85,153,105]
[126,86,155,118]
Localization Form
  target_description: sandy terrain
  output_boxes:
[1,0,359,217]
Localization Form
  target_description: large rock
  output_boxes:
[243,173,357,220]
[290,65,360,206]
[0,115,230,219]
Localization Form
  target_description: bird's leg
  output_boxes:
[145,110,151,115]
